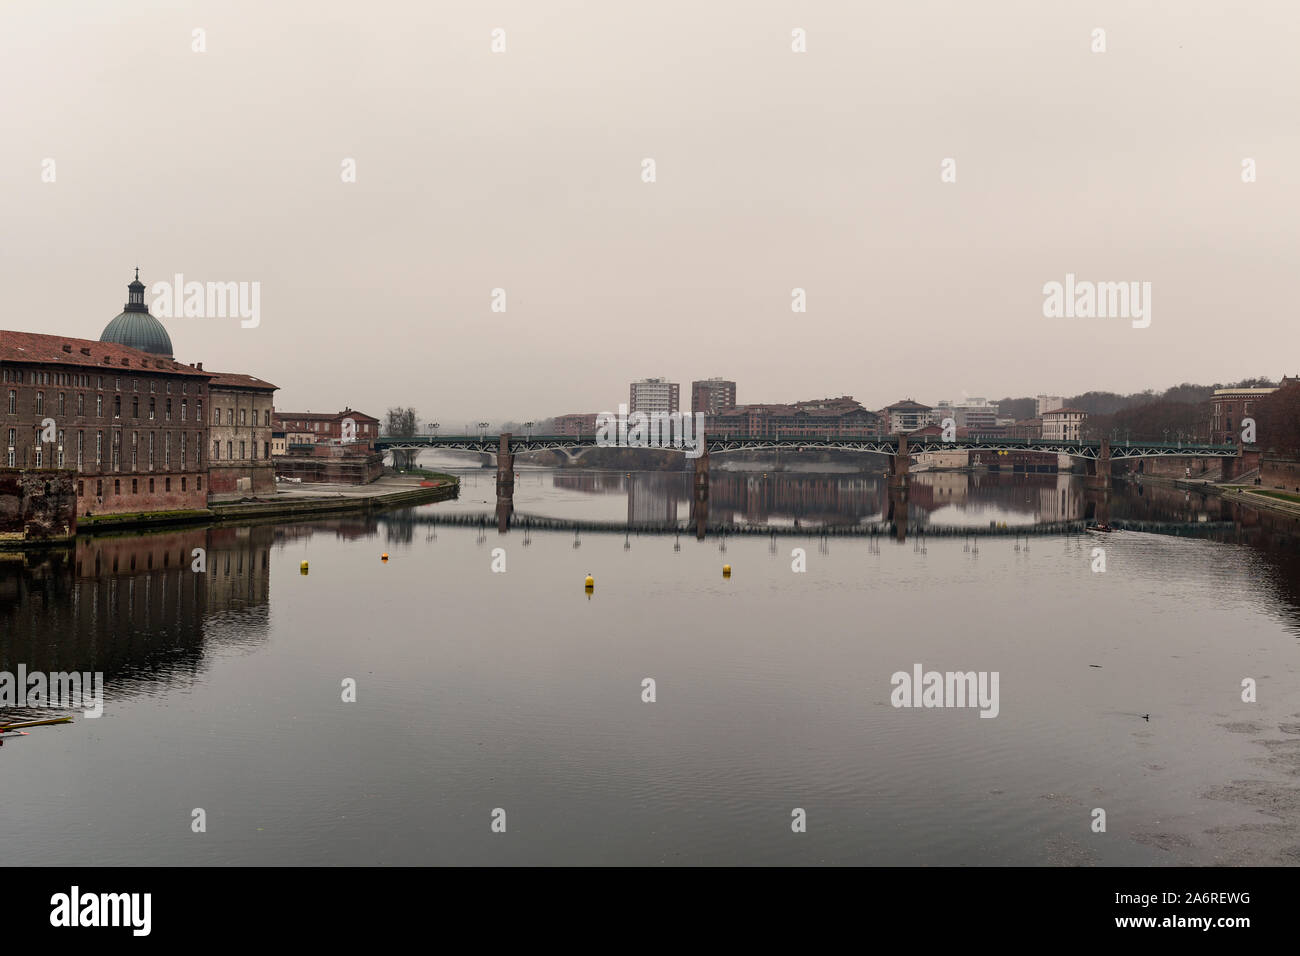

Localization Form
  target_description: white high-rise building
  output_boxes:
[1036,395,1064,416]
[629,378,680,415]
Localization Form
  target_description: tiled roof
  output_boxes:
[0,329,210,375]
[206,370,278,390]
[1042,407,1087,415]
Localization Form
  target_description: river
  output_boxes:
[2,465,1298,865]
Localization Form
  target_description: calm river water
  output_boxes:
[2,464,1299,865]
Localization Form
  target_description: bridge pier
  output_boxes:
[496,433,514,532]
[888,434,910,491]
[1084,438,1111,490]
[690,445,709,539]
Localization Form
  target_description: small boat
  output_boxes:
[1086,523,1113,533]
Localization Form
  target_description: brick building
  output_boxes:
[553,413,599,436]
[1208,387,1277,444]
[208,372,278,496]
[1,329,211,516]
[273,408,380,449]
[706,396,879,438]
[691,378,737,416]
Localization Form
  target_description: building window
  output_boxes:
[264,410,270,426]
[77,393,84,416]
[239,409,246,425]
[180,432,187,468]
[197,476,202,492]
[181,477,187,491]
[113,395,121,418]
[196,436,202,467]
[132,396,139,418]
[58,392,65,416]
[131,432,138,470]
[227,440,233,460]
[77,480,83,496]
[149,397,156,420]
[6,390,14,414]
[213,440,220,461]
[96,395,103,417]
[35,447,42,468]
[227,409,233,425]
[149,478,154,493]
[112,433,120,471]
[95,431,103,465]
[77,431,84,468]
[36,391,44,415]
[96,479,102,497]
[239,440,246,459]
[181,399,187,422]
[132,478,138,494]
[166,398,172,421]
[57,431,64,467]
[165,433,171,469]
[114,479,120,495]
[263,442,269,458]
[165,477,171,492]
[197,399,203,422]
[148,432,155,469]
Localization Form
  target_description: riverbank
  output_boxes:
[73,474,459,536]
[1136,473,1300,519]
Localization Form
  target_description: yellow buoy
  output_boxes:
[381,553,389,561]
[300,560,309,570]
[584,574,594,588]
[722,564,732,577]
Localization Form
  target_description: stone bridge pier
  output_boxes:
[888,433,910,491]
[690,446,709,539]
[496,433,514,532]
[1084,438,1112,490]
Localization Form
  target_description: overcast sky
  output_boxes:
[3,0,1297,426]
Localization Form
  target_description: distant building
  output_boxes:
[707,396,878,438]
[1009,418,1043,440]
[207,372,278,496]
[553,413,599,435]
[691,378,737,416]
[273,408,380,450]
[933,397,999,430]
[1209,387,1277,444]
[879,399,934,433]
[1041,407,1086,441]
[629,378,680,416]
[1036,395,1064,416]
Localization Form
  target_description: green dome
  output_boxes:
[100,271,174,358]
[101,310,174,357]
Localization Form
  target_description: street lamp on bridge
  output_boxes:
[525,421,535,440]
[478,421,489,442]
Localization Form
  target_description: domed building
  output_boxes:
[99,269,174,358]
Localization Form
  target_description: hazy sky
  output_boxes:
[3,1,1297,426]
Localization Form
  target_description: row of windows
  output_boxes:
[78,476,201,498]
[211,440,271,461]
[2,368,199,394]
[7,389,203,422]
[213,407,272,426]
[7,429,202,472]
[281,420,371,433]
